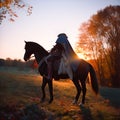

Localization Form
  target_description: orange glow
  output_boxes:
[77,53,85,59]
[77,53,90,60]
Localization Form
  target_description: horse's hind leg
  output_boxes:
[81,80,86,104]
[41,77,47,102]
[72,79,81,104]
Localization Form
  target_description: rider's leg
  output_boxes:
[45,53,61,80]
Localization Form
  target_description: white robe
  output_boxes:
[56,36,80,79]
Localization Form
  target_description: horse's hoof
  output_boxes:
[79,103,84,107]
[48,98,53,104]
[72,99,77,105]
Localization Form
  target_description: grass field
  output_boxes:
[0,67,120,120]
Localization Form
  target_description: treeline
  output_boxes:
[0,58,38,70]
[77,5,120,88]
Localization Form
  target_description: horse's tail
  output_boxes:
[89,64,99,94]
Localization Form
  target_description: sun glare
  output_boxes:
[77,53,90,60]
[77,53,85,59]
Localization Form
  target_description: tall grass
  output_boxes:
[0,67,120,120]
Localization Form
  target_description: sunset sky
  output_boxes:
[0,0,119,60]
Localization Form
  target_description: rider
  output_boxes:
[45,33,79,80]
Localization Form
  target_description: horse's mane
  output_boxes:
[27,41,49,56]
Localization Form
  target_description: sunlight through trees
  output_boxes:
[77,5,120,87]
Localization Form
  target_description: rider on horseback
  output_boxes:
[45,33,79,80]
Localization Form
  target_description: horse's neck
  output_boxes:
[34,53,40,64]
[31,44,48,64]
[34,52,42,64]
[34,51,48,64]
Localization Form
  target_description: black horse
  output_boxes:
[24,41,99,105]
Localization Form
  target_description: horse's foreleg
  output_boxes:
[72,79,81,104]
[41,77,47,102]
[48,79,53,104]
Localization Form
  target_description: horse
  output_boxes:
[24,41,99,105]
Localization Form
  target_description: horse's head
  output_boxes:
[24,41,49,62]
[24,41,34,61]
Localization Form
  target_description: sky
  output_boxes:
[0,0,120,60]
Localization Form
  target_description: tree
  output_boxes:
[77,5,120,87]
[0,0,32,24]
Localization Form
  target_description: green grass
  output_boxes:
[0,67,120,120]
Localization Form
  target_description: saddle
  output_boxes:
[38,54,74,80]
[38,57,60,80]
[38,43,77,80]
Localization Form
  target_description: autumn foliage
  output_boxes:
[77,5,120,87]
[0,0,32,23]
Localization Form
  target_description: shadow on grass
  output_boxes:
[0,103,54,120]
[80,105,93,120]
[100,87,120,108]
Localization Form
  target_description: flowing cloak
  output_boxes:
[56,34,80,73]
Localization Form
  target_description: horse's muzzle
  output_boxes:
[24,55,28,61]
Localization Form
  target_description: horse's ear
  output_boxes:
[24,40,27,43]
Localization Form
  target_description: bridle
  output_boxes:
[30,55,35,59]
